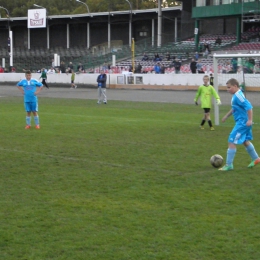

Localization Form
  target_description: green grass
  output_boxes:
[1,97,260,260]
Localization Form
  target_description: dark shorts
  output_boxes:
[71,80,74,83]
[203,108,210,113]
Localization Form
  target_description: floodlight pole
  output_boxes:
[76,0,90,14]
[157,0,162,48]
[0,6,13,69]
[75,0,91,49]
[33,4,49,49]
[108,8,111,51]
[125,0,132,47]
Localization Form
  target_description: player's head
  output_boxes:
[203,75,209,85]
[25,70,32,80]
[226,78,239,94]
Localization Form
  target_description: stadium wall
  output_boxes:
[1,73,260,91]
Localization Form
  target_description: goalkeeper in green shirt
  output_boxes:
[194,75,221,130]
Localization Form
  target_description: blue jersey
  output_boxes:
[17,78,43,102]
[231,89,252,125]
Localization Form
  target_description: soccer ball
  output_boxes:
[210,154,224,168]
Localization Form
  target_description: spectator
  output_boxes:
[135,63,142,73]
[244,59,254,74]
[77,63,85,73]
[215,37,222,46]
[0,66,4,73]
[173,59,181,74]
[165,52,171,61]
[67,62,74,73]
[55,68,61,74]
[203,40,210,52]
[231,57,238,73]
[141,52,149,61]
[154,62,161,74]
[47,67,56,74]
[203,48,209,59]
[160,64,165,74]
[154,53,161,62]
[210,73,214,86]
[60,61,66,73]
[254,63,260,74]
[102,63,108,71]
[97,69,107,104]
[196,59,204,74]
[190,58,197,74]
[51,58,55,68]
[194,52,199,61]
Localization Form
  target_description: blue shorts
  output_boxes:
[228,123,253,144]
[24,102,38,112]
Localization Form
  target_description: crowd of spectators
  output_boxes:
[1,45,259,75]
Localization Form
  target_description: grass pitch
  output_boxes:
[1,97,260,260]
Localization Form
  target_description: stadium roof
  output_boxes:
[0,6,182,21]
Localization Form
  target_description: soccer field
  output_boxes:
[1,92,260,260]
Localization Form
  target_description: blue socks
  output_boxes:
[246,142,259,161]
[226,148,236,166]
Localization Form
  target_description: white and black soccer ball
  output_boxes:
[210,154,224,168]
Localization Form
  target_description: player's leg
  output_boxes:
[43,79,49,89]
[219,142,236,171]
[32,102,40,129]
[200,109,207,129]
[102,88,107,104]
[219,125,240,171]
[244,138,260,167]
[25,103,32,129]
[205,109,214,130]
[97,87,102,104]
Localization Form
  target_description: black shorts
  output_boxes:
[203,108,210,113]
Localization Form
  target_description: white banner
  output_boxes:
[27,9,46,28]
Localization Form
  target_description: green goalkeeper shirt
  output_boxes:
[194,84,220,109]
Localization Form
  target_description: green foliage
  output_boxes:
[0,0,181,16]
[1,97,260,259]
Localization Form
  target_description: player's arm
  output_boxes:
[100,75,107,83]
[194,86,201,104]
[34,81,43,95]
[246,109,253,126]
[211,86,221,104]
[34,86,43,95]
[17,86,24,95]
[222,109,233,123]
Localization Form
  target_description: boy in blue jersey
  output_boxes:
[17,70,43,129]
[219,78,260,171]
